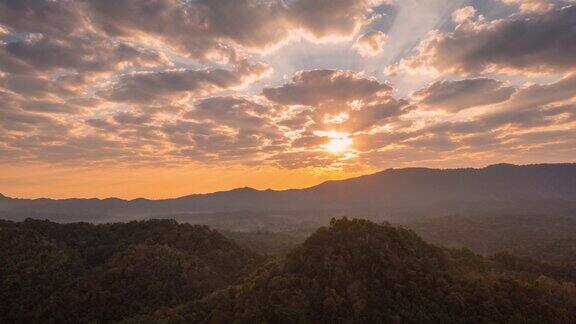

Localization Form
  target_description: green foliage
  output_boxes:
[408,214,576,263]
[146,218,576,323]
[2,218,576,323]
[0,226,83,322]
[0,219,261,323]
[223,230,306,255]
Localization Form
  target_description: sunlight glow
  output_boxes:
[323,132,353,154]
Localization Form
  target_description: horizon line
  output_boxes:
[2,162,575,201]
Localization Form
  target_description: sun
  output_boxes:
[324,134,353,154]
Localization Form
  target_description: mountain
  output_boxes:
[130,218,576,323]
[1,163,576,224]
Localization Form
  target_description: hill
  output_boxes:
[1,163,576,225]
[130,218,576,323]
[0,219,260,323]
[2,218,576,323]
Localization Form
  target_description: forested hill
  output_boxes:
[2,218,576,323]
[0,219,260,323]
[2,163,576,223]
[132,219,576,323]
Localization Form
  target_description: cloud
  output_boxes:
[0,75,81,98]
[420,75,576,138]
[101,61,270,104]
[165,98,288,164]
[185,97,270,130]
[500,73,576,110]
[263,70,391,106]
[2,1,576,173]
[354,30,388,57]
[452,6,477,24]
[397,5,576,75]
[262,70,406,146]
[501,0,574,12]
[81,0,385,62]
[412,78,515,112]
[268,150,339,169]
[0,34,169,76]
[0,0,82,37]
[338,98,407,132]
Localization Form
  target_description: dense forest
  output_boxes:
[2,218,576,323]
[0,219,260,323]
[407,214,576,263]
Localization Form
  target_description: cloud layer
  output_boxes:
[1,0,575,176]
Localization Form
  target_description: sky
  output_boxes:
[1,0,576,199]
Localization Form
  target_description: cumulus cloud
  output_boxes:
[81,0,386,62]
[412,78,515,112]
[354,30,388,57]
[345,73,576,169]
[263,69,406,134]
[0,35,169,76]
[185,97,269,130]
[421,75,576,138]
[452,6,477,24]
[0,0,385,63]
[500,73,576,110]
[101,61,270,104]
[259,69,410,169]
[397,5,576,75]
[263,70,391,106]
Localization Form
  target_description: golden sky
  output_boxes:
[1,0,576,198]
[0,164,367,199]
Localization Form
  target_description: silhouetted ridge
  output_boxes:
[1,163,576,223]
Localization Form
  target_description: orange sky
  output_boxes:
[2,1,576,199]
[0,164,368,199]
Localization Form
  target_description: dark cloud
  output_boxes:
[0,35,168,76]
[412,78,515,112]
[263,70,391,106]
[101,61,269,104]
[500,74,576,110]
[0,75,81,98]
[400,5,576,75]
[0,0,82,37]
[186,97,269,130]
[82,0,384,62]
[339,98,408,132]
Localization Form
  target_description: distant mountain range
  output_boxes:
[2,163,576,224]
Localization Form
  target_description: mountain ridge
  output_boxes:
[2,163,575,201]
[1,163,576,224]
